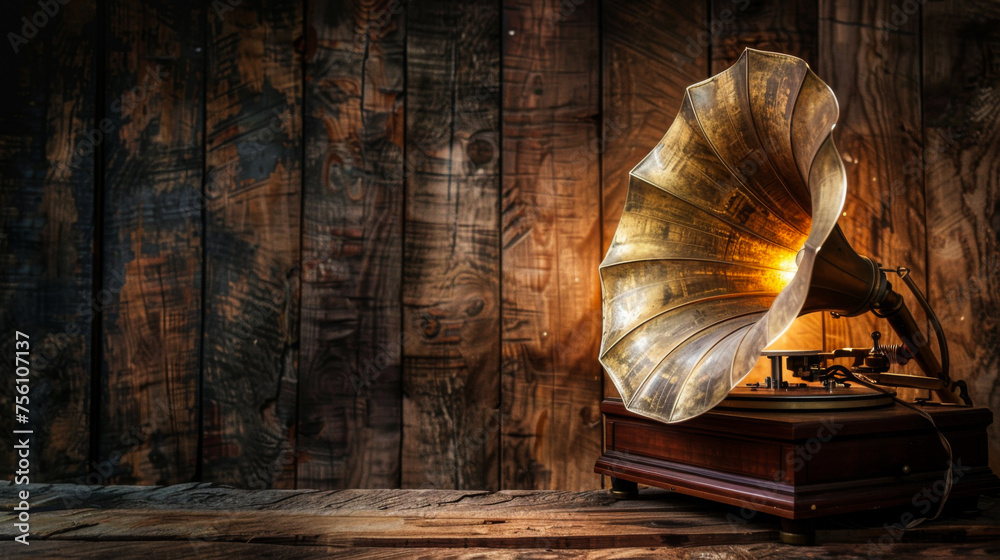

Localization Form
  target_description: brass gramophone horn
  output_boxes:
[600,48,960,424]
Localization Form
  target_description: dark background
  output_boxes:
[0,0,997,491]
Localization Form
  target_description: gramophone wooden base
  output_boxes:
[595,398,1000,526]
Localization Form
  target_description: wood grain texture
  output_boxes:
[99,0,203,486]
[712,0,819,72]
[819,0,928,385]
[500,0,602,491]
[6,542,1000,560]
[711,0,823,383]
[0,509,776,547]
[202,0,303,488]
[922,0,1000,473]
[0,486,778,548]
[600,1,708,399]
[297,0,404,489]
[0,0,96,482]
[6,541,1000,560]
[2,484,1000,557]
[402,0,501,489]
[5,0,1000,493]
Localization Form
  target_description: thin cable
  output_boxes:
[826,364,955,524]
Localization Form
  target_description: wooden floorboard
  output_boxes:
[5,541,1000,559]
[1,484,999,557]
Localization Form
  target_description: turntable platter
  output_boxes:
[717,386,895,411]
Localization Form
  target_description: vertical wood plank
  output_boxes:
[298,0,404,489]
[711,0,823,381]
[712,0,818,72]
[500,0,602,490]
[202,0,303,488]
[923,0,1000,471]
[601,1,708,399]
[99,0,203,485]
[0,0,95,482]
[819,0,927,379]
[403,0,501,489]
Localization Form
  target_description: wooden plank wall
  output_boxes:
[923,0,1000,480]
[100,0,203,486]
[0,0,96,483]
[501,0,601,490]
[298,0,405,490]
[201,0,303,490]
[2,0,999,489]
[402,0,501,489]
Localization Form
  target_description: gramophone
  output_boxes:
[593,48,999,543]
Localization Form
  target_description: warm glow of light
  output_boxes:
[769,253,799,289]
[777,255,798,270]
[774,254,798,272]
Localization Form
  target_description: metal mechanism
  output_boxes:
[599,48,965,425]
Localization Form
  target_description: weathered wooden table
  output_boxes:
[1,483,998,558]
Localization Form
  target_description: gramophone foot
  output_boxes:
[779,518,816,546]
[609,477,638,498]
